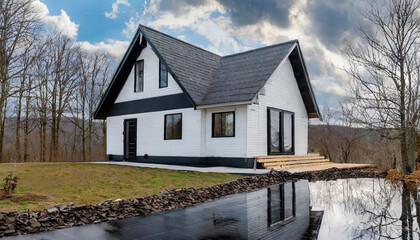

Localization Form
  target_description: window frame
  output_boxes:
[134,60,144,92]
[159,60,168,88]
[211,111,235,138]
[267,107,295,155]
[164,113,182,140]
[267,181,296,229]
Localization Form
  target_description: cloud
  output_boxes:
[119,0,371,110]
[78,39,130,58]
[216,0,295,28]
[32,0,79,38]
[105,0,131,19]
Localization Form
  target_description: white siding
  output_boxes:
[204,105,248,158]
[115,45,183,103]
[246,59,309,157]
[107,108,202,157]
[107,46,309,160]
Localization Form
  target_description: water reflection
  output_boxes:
[310,178,420,239]
[7,180,319,240]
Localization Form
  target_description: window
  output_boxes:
[267,108,294,155]
[212,112,235,137]
[267,182,296,227]
[165,114,182,140]
[159,61,168,88]
[135,60,144,92]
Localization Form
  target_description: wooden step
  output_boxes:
[263,159,330,167]
[257,154,320,160]
[258,156,326,163]
[271,162,334,170]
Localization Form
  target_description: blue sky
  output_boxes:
[36,0,370,111]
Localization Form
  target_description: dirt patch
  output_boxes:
[0,194,48,203]
[0,167,387,237]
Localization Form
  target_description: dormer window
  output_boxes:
[135,60,144,92]
[159,60,168,88]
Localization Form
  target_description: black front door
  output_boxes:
[124,119,137,161]
[267,108,295,155]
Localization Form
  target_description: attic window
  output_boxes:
[135,60,144,92]
[159,61,168,88]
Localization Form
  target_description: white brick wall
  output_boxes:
[115,45,183,103]
[246,58,309,157]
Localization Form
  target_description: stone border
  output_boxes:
[0,168,386,237]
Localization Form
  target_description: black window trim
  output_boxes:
[267,181,296,229]
[212,111,235,138]
[164,113,182,140]
[267,107,295,155]
[134,60,144,92]
[159,60,168,88]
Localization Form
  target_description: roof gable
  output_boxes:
[94,25,321,120]
[199,41,296,105]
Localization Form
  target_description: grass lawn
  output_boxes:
[0,163,241,212]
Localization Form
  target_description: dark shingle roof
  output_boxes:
[199,41,296,105]
[94,25,320,119]
[139,25,298,106]
[139,26,221,104]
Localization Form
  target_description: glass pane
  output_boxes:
[213,112,234,137]
[224,113,234,136]
[172,114,182,139]
[165,115,173,139]
[284,182,294,219]
[160,62,168,87]
[213,114,222,137]
[270,110,280,152]
[165,114,181,139]
[268,185,282,225]
[135,61,143,92]
[283,113,293,152]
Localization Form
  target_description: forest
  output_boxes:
[0,0,112,162]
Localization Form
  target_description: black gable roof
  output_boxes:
[94,25,321,120]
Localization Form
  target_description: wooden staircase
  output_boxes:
[257,153,332,170]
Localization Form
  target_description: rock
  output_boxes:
[46,207,59,214]
[29,219,40,228]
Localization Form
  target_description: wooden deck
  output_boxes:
[257,154,373,171]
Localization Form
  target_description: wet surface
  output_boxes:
[310,178,420,239]
[6,178,420,240]
[6,181,312,240]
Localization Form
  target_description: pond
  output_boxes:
[5,178,420,239]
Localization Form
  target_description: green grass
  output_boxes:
[0,163,241,212]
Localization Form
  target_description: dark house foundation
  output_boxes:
[107,154,263,169]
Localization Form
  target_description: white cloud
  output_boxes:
[105,0,131,19]
[122,14,140,38]
[78,39,130,58]
[132,0,245,55]
[177,35,186,41]
[32,0,79,39]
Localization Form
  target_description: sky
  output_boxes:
[34,0,371,111]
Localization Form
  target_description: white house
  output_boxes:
[94,25,321,168]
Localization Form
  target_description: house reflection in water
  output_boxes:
[6,180,322,240]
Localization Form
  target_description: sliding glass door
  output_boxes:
[267,108,294,155]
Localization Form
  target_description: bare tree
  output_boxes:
[70,49,110,162]
[346,0,420,173]
[0,0,38,162]
[47,35,79,162]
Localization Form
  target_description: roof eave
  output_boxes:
[94,28,144,119]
